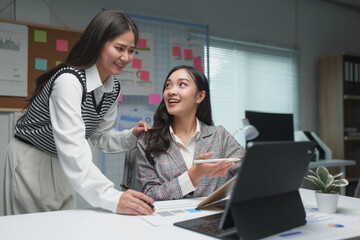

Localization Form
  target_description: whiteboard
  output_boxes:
[116,32,155,95]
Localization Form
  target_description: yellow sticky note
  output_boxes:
[34,30,47,43]
[55,61,62,66]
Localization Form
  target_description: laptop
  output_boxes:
[174,141,315,240]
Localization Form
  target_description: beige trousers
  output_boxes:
[3,138,76,215]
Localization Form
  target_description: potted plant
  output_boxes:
[304,166,349,213]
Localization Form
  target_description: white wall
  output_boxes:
[2,0,359,132]
[1,0,360,214]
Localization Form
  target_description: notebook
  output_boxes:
[174,141,315,240]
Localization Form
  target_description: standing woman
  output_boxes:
[137,65,245,200]
[4,10,154,215]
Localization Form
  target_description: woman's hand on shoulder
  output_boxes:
[132,120,151,137]
[117,189,155,215]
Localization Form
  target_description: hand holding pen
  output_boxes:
[188,152,235,186]
[116,184,156,215]
[120,184,157,211]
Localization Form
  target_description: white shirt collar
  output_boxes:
[85,64,114,93]
[169,118,201,142]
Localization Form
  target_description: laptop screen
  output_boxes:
[245,111,294,142]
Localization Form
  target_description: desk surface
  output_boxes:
[0,189,360,240]
[309,159,356,168]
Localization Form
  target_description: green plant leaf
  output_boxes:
[325,176,334,188]
[332,179,349,187]
[305,175,326,191]
[333,172,343,179]
[326,185,335,193]
[325,184,335,193]
[316,166,329,184]
[308,169,317,176]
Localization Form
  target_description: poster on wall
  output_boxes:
[116,32,155,96]
[170,37,204,72]
[0,22,28,97]
[117,107,154,131]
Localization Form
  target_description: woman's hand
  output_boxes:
[188,152,234,186]
[132,120,150,137]
[116,189,155,215]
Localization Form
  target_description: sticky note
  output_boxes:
[34,30,47,43]
[137,38,147,49]
[55,61,62,66]
[131,58,142,69]
[118,91,123,102]
[193,57,204,72]
[140,70,150,81]
[35,58,47,71]
[148,94,161,104]
[184,49,193,59]
[185,208,201,213]
[56,39,68,52]
[172,46,182,57]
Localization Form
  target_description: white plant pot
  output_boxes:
[315,191,339,214]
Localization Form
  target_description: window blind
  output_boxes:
[205,37,300,146]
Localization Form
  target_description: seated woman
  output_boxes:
[137,65,245,200]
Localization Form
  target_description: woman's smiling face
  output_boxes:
[96,30,135,82]
[163,68,204,118]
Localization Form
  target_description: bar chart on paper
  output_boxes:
[139,198,222,227]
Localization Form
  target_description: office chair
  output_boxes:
[355,179,360,198]
[122,147,141,191]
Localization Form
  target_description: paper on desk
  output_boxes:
[263,207,360,240]
[139,197,223,227]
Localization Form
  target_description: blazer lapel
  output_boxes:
[194,122,214,159]
[166,139,188,172]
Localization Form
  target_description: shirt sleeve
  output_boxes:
[89,92,137,153]
[178,171,197,196]
[49,73,121,213]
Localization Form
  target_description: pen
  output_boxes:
[193,158,241,164]
[120,183,157,210]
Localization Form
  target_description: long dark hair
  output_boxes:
[21,9,138,115]
[144,65,213,165]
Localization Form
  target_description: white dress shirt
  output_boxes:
[169,118,201,196]
[49,64,136,213]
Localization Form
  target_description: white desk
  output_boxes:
[308,159,356,195]
[0,189,360,240]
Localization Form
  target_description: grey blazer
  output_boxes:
[137,121,245,200]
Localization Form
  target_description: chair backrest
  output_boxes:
[122,147,141,191]
[355,179,360,198]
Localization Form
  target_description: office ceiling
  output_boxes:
[322,0,360,11]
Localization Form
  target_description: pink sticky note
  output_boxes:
[131,58,142,69]
[184,49,193,59]
[140,70,150,81]
[118,91,123,102]
[56,39,68,52]
[172,46,182,57]
[193,57,204,72]
[149,94,161,104]
[137,38,147,49]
